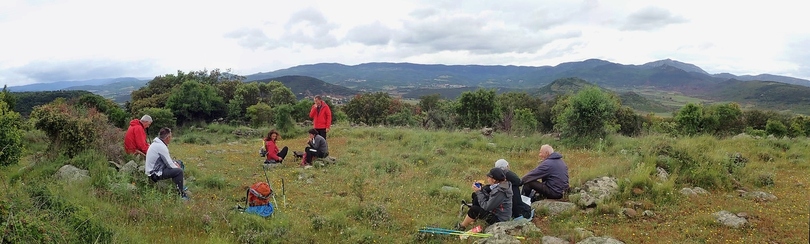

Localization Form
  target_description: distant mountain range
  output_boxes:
[7,58,810,114]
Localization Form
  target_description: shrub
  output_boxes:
[273,104,295,134]
[246,102,273,127]
[139,107,177,137]
[30,101,97,158]
[0,100,23,166]
[765,119,787,137]
[554,87,619,146]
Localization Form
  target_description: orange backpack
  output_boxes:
[247,182,273,207]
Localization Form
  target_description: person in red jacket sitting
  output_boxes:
[124,115,152,155]
[309,95,332,139]
[264,130,288,164]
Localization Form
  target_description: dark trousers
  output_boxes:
[149,168,185,197]
[522,181,562,200]
[466,192,499,224]
[315,128,327,139]
[304,146,327,165]
[266,146,289,163]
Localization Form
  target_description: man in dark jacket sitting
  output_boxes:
[494,159,532,219]
[301,128,328,166]
[521,144,569,201]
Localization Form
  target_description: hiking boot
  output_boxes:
[181,195,190,201]
[454,222,465,231]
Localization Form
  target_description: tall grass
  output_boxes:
[1,125,808,243]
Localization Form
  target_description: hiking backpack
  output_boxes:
[247,182,273,207]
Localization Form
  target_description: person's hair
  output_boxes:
[308,128,319,135]
[494,159,509,169]
[540,144,554,155]
[141,114,153,122]
[265,130,280,141]
[158,127,172,140]
[314,95,322,100]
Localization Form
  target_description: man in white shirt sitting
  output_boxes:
[144,127,187,199]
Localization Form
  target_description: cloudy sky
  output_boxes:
[1,0,808,86]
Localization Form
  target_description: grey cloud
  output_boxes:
[223,28,273,50]
[621,6,687,31]
[785,37,810,79]
[345,22,393,46]
[11,59,157,83]
[393,13,581,55]
[282,7,340,48]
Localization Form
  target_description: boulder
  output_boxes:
[571,176,618,207]
[476,233,520,244]
[542,236,569,244]
[532,200,577,216]
[484,218,542,237]
[120,160,139,175]
[576,236,625,244]
[741,191,777,202]
[55,165,89,182]
[712,210,747,228]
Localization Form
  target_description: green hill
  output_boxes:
[703,79,810,114]
[11,90,93,116]
[254,75,359,99]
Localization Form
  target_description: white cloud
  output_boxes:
[1,0,809,87]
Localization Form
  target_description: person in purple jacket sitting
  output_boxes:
[521,144,569,202]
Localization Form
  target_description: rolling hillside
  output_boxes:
[253,75,359,99]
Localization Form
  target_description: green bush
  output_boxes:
[139,107,177,137]
[0,100,23,166]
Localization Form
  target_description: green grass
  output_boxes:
[1,126,808,243]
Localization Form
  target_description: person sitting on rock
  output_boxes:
[301,128,328,166]
[495,159,532,219]
[521,144,569,202]
[144,127,188,200]
[264,130,288,164]
[456,167,513,230]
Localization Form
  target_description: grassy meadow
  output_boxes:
[1,124,809,243]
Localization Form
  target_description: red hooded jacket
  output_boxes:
[309,101,332,129]
[124,119,150,154]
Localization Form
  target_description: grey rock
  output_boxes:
[532,200,577,216]
[120,161,139,175]
[487,143,496,148]
[481,127,494,136]
[741,191,777,202]
[476,233,520,244]
[484,219,541,239]
[712,210,747,228]
[572,176,618,207]
[680,187,709,196]
[55,165,89,182]
[692,187,709,195]
[574,227,594,239]
[542,236,569,244]
[576,236,625,244]
[642,210,655,217]
[656,167,669,181]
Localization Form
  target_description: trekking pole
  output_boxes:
[261,165,278,216]
[282,178,287,208]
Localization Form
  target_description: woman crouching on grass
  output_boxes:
[264,130,288,164]
[456,167,513,230]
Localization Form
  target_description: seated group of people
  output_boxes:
[456,144,569,231]
[263,128,328,167]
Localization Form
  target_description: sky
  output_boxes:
[1,0,808,87]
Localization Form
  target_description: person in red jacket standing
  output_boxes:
[124,115,152,155]
[309,95,332,139]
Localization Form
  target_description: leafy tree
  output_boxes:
[268,86,297,107]
[274,104,295,133]
[457,89,499,129]
[227,94,246,121]
[554,87,619,143]
[246,102,273,127]
[130,69,242,115]
[344,92,393,125]
[165,80,225,123]
[77,94,128,128]
[615,106,645,137]
[216,80,242,102]
[418,94,450,129]
[705,103,743,136]
[138,107,176,137]
[234,82,261,112]
[386,103,418,127]
[292,99,315,122]
[512,108,538,134]
[765,119,787,137]
[496,92,538,132]
[0,100,23,166]
[1,85,17,110]
[675,103,704,136]
[788,116,807,137]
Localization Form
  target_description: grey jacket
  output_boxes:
[521,152,569,195]
[474,181,513,222]
[309,134,328,155]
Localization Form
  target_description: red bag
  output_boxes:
[247,182,273,207]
